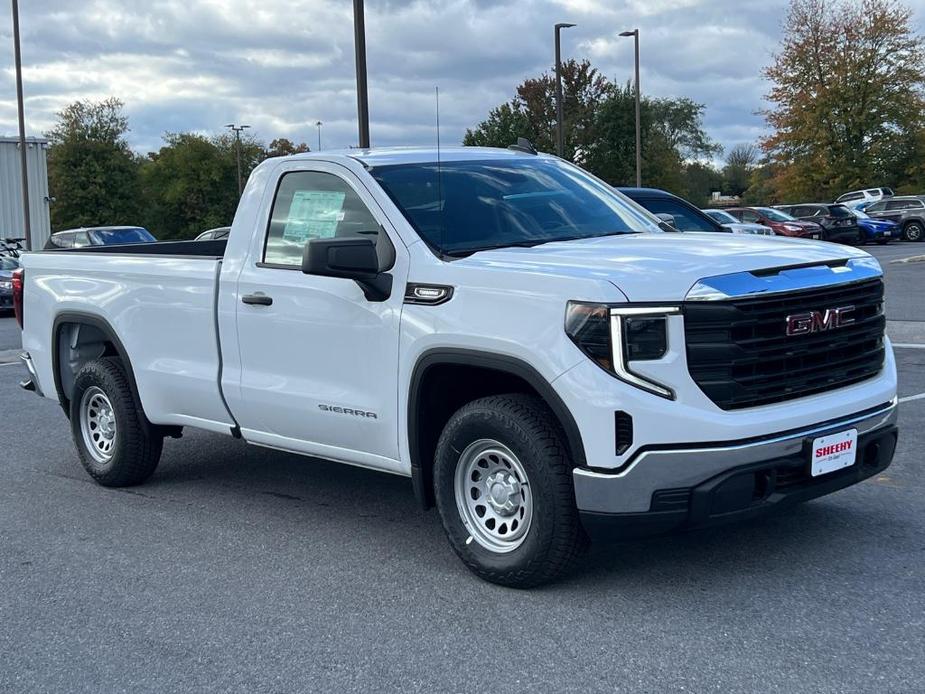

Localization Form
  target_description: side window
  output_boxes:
[885,200,910,211]
[866,202,886,213]
[264,171,381,267]
[865,189,881,196]
[741,210,760,223]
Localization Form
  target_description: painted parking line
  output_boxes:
[894,344,925,349]
[899,393,925,404]
[0,361,21,367]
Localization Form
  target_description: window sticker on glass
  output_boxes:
[282,190,347,242]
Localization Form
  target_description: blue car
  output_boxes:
[851,208,898,244]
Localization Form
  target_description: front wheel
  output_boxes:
[70,357,163,487]
[433,394,588,588]
[903,222,924,242]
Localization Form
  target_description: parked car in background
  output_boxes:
[725,207,823,239]
[850,208,899,244]
[0,255,20,311]
[702,209,774,235]
[864,197,925,241]
[774,204,863,244]
[195,226,231,241]
[835,188,894,210]
[618,188,730,234]
[44,226,156,250]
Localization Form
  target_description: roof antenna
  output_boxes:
[435,85,445,253]
[509,137,537,155]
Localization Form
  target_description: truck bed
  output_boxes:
[21,248,236,434]
[45,239,227,257]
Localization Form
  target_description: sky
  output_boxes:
[1,0,924,160]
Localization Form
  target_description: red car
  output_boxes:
[726,207,823,240]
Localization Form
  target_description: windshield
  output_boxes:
[88,227,155,245]
[851,208,870,219]
[757,207,796,222]
[828,205,852,218]
[369,158,661,255]
[704,209,737,224]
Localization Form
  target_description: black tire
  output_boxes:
[903,222,924,242]
[69,357,163,487]
[433,394,588,588]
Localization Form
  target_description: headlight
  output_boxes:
[784,224,803,231]
[0,280,11,290]
[565,302,677,398]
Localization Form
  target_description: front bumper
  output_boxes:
[574,401,897,539]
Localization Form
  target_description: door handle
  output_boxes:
[242,293,273,306]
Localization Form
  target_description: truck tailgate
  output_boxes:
[22,252,235,432]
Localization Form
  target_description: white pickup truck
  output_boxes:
[15,147,898,587]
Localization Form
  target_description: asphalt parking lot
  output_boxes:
[0,244,922,692]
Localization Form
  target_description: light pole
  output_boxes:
[225,123,250,196]
[620,29,641,187]
[554,22,576,158]
[315,121,323,151]
[11,0,32,250]
[353,0,370,148]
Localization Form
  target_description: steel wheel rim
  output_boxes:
[79,386,117,464]
[454,439,533,553]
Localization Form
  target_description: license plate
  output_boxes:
[811,429,857,477]
[811,234,820,239]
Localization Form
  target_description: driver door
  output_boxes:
[228,163,408,471]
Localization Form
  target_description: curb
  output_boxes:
[890,255,925,264]
[0,349,22,364]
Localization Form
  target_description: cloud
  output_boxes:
[1,0,924,159]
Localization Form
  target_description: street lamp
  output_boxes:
[554,22,576,158]
[225,123,251,196]
[620,29,642,187]
[315,121,323,151]
[11,0,32,250]
[353,0,370,148]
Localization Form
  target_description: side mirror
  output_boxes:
[302,236,393,302]
[303,237,379,278]
[654,213,679,232]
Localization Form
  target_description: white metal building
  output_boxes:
[1,136,51,250]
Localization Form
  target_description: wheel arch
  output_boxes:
[51,311,149,425]
[407,348,586,509]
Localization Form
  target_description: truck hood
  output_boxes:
[456,233,871,302]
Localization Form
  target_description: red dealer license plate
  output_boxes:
[811,429,858,477]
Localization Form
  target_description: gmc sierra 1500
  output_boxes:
[15,147,898,587]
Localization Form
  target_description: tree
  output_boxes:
[266,138,310,158]
[464,59,611,160]
[140,132,264,240]
[46,98,142,230]
[762,0,925,200]
[466,63,720,196]
[723,143,759,196]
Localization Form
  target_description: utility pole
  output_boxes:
[12,0,32,250]
[620,29,642,187]
[315,121,323,151]
[554,22,576,159]
[353,0,370,148]
[225,123,250,196]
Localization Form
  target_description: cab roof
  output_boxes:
[283,146,554,168]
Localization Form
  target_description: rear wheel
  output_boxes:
[903,222,924,242]
[70,357,163,487]
[433,394,587,588]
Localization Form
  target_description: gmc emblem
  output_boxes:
[785,306,855,336]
